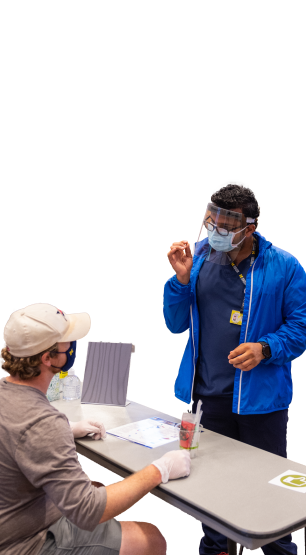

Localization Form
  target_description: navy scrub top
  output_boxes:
[195,251,255,397]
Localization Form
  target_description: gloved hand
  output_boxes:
[152,450,191,484]
[69,420,107,440]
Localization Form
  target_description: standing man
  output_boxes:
[164,184,306,555]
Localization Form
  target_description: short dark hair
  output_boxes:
[211,184,260,228]
[1,344,58,380]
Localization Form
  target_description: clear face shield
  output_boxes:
[193,203,254,265]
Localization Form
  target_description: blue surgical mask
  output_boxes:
[207,227,247,252]
[52,341,77,373]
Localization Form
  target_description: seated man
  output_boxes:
[0,303,190,555]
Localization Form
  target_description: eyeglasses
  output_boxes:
[204,219,242,236]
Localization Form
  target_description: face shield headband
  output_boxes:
[193,203,255,265]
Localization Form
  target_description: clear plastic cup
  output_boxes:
[180,412,201,458]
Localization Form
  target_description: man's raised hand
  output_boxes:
[167,241,193,285]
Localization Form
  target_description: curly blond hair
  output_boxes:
[1,344,58,380]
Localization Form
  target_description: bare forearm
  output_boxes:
[99,464,161,523]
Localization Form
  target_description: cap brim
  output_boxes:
[60,312,91,343]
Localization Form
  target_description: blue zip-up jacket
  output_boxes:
[163,232,306,414]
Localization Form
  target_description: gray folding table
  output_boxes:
[52,398,306,555]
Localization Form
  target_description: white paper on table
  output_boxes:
[107,417,180,448]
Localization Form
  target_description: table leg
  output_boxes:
[239,544,244,555]
[227,538,237,555]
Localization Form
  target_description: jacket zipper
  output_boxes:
[190,304,196,401]
[237,259,257,414]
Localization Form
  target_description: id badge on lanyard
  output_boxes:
[230,310,243,326]
[229,239,256,326]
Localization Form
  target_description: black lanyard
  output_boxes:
[228,238,257,313]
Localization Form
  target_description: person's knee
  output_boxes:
[120,521,166,555]
[141,522,167,555]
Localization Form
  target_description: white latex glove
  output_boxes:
[69,420,107,440]
[152,450,191,484]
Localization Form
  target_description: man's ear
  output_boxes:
[246,224,256,238]
[41,351,52,367]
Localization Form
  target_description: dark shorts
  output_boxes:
[40,516,122,555]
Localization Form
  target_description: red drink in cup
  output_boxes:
[180,401,203,457]
[180,420,196,449]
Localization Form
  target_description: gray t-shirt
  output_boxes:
[0,378,107,554]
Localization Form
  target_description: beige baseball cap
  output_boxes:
[4,303,91,357]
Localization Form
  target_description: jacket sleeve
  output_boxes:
[258,258,306,365]
[163,275,192,334]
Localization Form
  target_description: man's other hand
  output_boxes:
[167,241,193,285]
[228,343,264,371]
[69,420,107,440]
